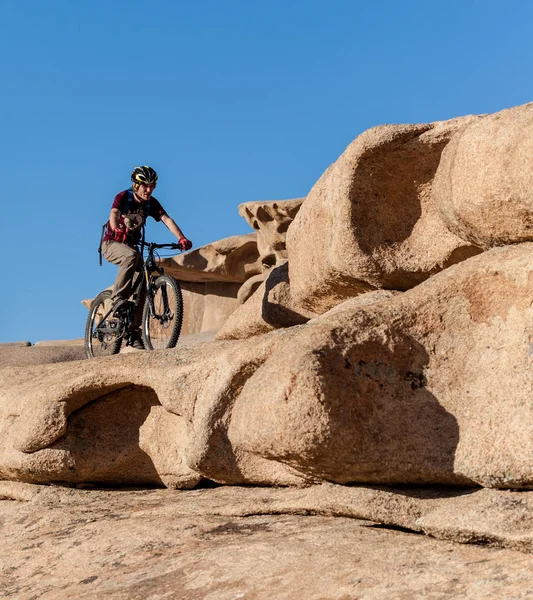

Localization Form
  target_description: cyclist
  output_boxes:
[101,165,192,349]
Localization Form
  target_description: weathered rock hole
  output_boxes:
[52,384,168,486]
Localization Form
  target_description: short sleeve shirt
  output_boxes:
[103,189,167,246]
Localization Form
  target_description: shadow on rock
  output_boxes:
[231,325,472,487]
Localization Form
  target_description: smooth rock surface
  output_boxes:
[309,289,400,322]
[236,271,265,304]
[0,344,87,367]
[3,483,533,599]
[180,280,242,334]
[33,338,85,346]
[435,102,533,247]
[287,118,482,314]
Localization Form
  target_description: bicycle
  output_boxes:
[85,241,184,358]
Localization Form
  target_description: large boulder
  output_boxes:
[434,102,533,248]
[0,334,310,488]
[287,118,483,314]
[238,199,304,271]
[4,244,533,489]
[229,243,533,488]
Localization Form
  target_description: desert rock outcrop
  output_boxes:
[3,243,533,489]
[159,234,261,283]
[229,243,533,488]
[0,334,309,488]
[6,103,533,580]
[287,117,483,314]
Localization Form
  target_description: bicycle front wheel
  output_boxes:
[142,275,183,350]
[84,290,123,358]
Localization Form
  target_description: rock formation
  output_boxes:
[235,199,305,304]
[3,242,533,489]
[159,234,261,283]
[287,117,483,314]
[4,102,533,570]
[217,262,316,340]
[238,198,304,272]
[230,243,533,487]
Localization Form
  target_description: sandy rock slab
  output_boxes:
[0,343,86,367]
[2,483,533,599]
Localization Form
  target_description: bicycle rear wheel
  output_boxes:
[142,275,183,350]
[85,290,123,358]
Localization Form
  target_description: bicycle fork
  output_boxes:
[146,281,171,322]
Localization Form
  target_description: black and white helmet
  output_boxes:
[131,165,158,186]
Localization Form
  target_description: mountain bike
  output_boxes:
[85,241,183,358]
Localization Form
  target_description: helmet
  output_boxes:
[131,165,158,186]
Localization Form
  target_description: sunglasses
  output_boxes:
[135,181,157,188]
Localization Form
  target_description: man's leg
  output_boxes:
[102,241,142,302]
[103,241,145,349]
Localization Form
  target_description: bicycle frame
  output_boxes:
[93,241,181,342]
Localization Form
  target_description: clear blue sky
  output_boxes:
[1,0,532,343]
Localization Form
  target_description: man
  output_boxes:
[102,165,192,349]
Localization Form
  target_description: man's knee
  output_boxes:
[106,242,139,267]
[121,247,139,267]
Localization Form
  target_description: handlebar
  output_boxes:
[139,241,183,251]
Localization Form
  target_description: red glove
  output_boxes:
[113,227,128,244]
[178,237,192,251]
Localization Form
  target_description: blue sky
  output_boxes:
[1,0,532,343]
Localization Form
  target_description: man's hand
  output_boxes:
[178,237,192,251]
[113,227,128,244]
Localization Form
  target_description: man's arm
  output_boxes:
[160,214,193,249]
[160,214,185,238]
[109,207,121,230]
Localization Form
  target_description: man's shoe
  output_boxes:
[129,332,145,350]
